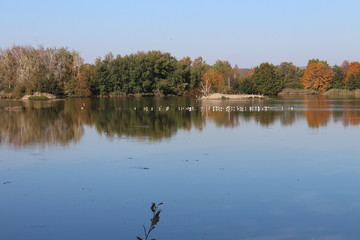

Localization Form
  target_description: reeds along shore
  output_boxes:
[279,88,360,96]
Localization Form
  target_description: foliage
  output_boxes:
[341,60,350,78]
[75,64,94,97]
[0,46,82,97]
[237,76,255,94]
[331,65,345,89]
[200,68,223,94]
[302,62,334,92]
[0,45,358,97]
[347,72,360,90]
[308,59,330,67]
[277,62,303,89]
[252,63,282,95]
[190,57,209,89]
[345,62,360,86]
[91,51,185,96]
[213,60,232,91]
[137,202,163,240]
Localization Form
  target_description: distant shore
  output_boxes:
[2,89,360,100]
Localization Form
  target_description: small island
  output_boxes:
[21,92,57,100]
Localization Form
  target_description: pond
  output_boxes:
[1,96,360,240]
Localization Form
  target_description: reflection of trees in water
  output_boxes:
[1,97,360,147]
[202,110,240,128]
[91,99,204,141]
[302,96,360,128]
[341,100,360,127]
[0,101,83,148]
[303,96,332,128]
[344,110,360,126]
[199,99,298,127]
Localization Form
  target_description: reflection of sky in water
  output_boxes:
[1,97,360,240]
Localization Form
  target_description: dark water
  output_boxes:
[1,96,360,240]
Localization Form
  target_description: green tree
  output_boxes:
[308,59,329,67]
[277,62,303,89]
[331,65,345,89]
[91,56,114,96]
[190,57,209,89]
[237,76,255,94]
[252,63,282,95]
[347,72,360,90]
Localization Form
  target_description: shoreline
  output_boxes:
[200,93,265,100]
[279,88,360,96]
[1,89,360,100]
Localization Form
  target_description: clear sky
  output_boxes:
[1,0,359,67]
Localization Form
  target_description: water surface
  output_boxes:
[1,96,360,240]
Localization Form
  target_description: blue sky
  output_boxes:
[1,0,359,67]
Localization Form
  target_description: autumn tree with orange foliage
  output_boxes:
[75,64,93,97]
[246,68,255,77]
[302,61,334,92]
[345,62,360,82]
[200,68,223,96]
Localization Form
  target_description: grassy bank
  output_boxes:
[323,89,353,96]
[279,88,360,96]
[278,88,319,95]
[28,96,50,100]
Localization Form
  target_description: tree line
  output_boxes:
[0,45,359,98]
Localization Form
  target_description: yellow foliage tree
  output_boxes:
[301,62,334,92]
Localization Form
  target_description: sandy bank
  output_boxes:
[22,92,56,100]
[201,93,265,100]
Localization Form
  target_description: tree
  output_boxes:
[237,76,255,94]
[0,48,18,92]
[165,57,191,95]
[91,57,113,96]
[190,57,209,89]
[277,62,303,89]
[345,62,360,86]
[230,65,242,89]
[213,60,232,92]
[308,59,329,67]
[75,64,93,97]
[200,68,222,96]
[252,63,282,95]
[347,72,360,90]
[331,65,345,89]
[341,60,350,79]
[302,62,334,92]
